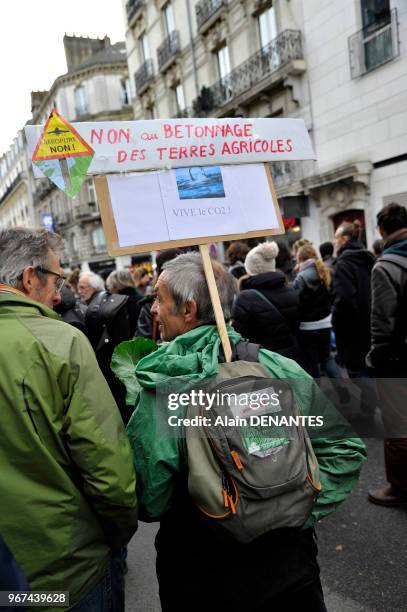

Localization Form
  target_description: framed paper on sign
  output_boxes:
[95,163,284,256]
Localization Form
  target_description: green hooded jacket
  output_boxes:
[126,325,366,524]
[0,292,138,610]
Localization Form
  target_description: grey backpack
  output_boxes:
[185,342,321,543]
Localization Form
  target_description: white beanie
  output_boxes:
[245,241,279,275]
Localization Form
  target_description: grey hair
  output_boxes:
[106,269,134,292]
[0,227,63,288]
[161,252,238,323]
[79,272,105,292]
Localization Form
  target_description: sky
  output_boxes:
[0,0,127,157]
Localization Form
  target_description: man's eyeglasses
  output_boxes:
[36,266,67,292]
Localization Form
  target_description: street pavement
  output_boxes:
[125,408,407,611]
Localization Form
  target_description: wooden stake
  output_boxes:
[59,158,71,191]
[199,243,232,363]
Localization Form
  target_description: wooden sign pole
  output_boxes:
[199,243,232,363]
[59,158,72,191]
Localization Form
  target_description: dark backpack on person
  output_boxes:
[185,341,321,543]
[85,291,130,352]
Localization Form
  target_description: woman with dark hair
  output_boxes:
[293,245,348,401]
[226,241,250,280]
[232,241,302,362]
[275,240,296,281]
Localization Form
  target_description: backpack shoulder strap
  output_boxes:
[234,340,261,362]
[379,254,407,271]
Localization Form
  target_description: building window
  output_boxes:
[74,85,88,116]
[92,227,107,254]
[121,78,131,105]
[217,44,231,80]
[139,33,150,62]
[175,83,186,113]
[361,0,391,71]
[258,5,277,48]
[71,233,79,254]
[163,1,175,35]
[87,179,97,205]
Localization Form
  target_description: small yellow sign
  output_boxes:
[32,108,94,161]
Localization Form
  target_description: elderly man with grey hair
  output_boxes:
[0,227,137,610]
[77,270,105,305]
[121,251,366,612]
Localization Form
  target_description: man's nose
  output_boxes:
[151,299,158,315]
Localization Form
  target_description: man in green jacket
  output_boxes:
[124,252,366,612]
[0,227,138,611]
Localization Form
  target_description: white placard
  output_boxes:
[108,173,168,247]
[105,163,280,248]
[25,118,315,177]
[158,166,246,240]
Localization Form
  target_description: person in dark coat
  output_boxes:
[275,240,296,282]
[106,269,143,337]
[319,241,336,272]
[367,203,407,506]
[53,285,87,333]
[332,221,376,414]
[226,241,250,280]
[294,245,336,377]
[232,241,302,362]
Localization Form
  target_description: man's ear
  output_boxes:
[183,299,199,323]
[21,266,37,295]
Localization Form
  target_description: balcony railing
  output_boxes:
[126,0,145,24]
[135,59,154,94]
[75,204,99,219]
[349,8,399,78]
[172,107,193,119]
[157,30,180,72]
[196,0,226,32]
[193,30,303,114]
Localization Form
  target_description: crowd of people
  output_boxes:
[0,202,406,611]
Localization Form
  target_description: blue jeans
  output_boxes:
[298,329,343,379]
[70,549,125,612]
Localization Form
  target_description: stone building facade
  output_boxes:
[31,35,134,272]
[0,131,36,231]
[123,0,407,245]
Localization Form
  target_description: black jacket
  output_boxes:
[232,271,301,361]
[85,291,133,423]
[54,286,87,333]
[332,241,375,370]
[134,295,156,339]
[293,262,331,323]
[118,286,143,337]
[367,229,407,376]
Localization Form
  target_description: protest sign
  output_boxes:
[95,161,284,362]
[31,109,94,197]
[27,114,314,362]
[94,163,284,255]
[25,117,315,177]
